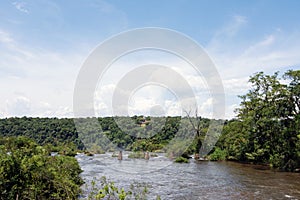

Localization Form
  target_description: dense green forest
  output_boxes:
[0,116,222,158]
[0,117,85,150]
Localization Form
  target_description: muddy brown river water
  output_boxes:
[76,152,300,200]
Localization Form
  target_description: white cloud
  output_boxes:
[208,26,300,79]
[204,15,300,119]
[0,28,86,118]
[91,49,215,117]
[2,95,74,118]
[199,97,213,118]
[164,100,182,116]
[5,96,31,116]
[52,106,73,118]
[209,15,247,53]
[225,103,239,119]
[223,77,250,94]
[94,84,116,116]
[13,1,29,14]
[91,0,114,13]
[128,96,157,115]
[222,15,247,37]
[0,30,14,44]
[2,10,299,120]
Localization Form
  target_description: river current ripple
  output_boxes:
[76,152,300,200]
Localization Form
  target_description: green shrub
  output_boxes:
[87,176,150,200]
[0,136,83,200]
[128,151,145,159]
[209,147,227,161]
[174,156,189,163]
[89,144,105,154]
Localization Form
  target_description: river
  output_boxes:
[76,152,300,200]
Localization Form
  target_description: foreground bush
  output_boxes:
[86,176,151,200]
[0,136,84,200]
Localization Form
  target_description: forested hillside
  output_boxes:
[0,117,85,150]
[0,116,215,154]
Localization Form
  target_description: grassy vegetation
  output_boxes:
[128,151,145,159]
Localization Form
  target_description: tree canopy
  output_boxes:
[216,70,300,171]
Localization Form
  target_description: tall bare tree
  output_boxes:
[184,109,205,158]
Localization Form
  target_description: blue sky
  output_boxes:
[0,0,300,118]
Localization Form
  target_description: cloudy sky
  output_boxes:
[0,0,299,119]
